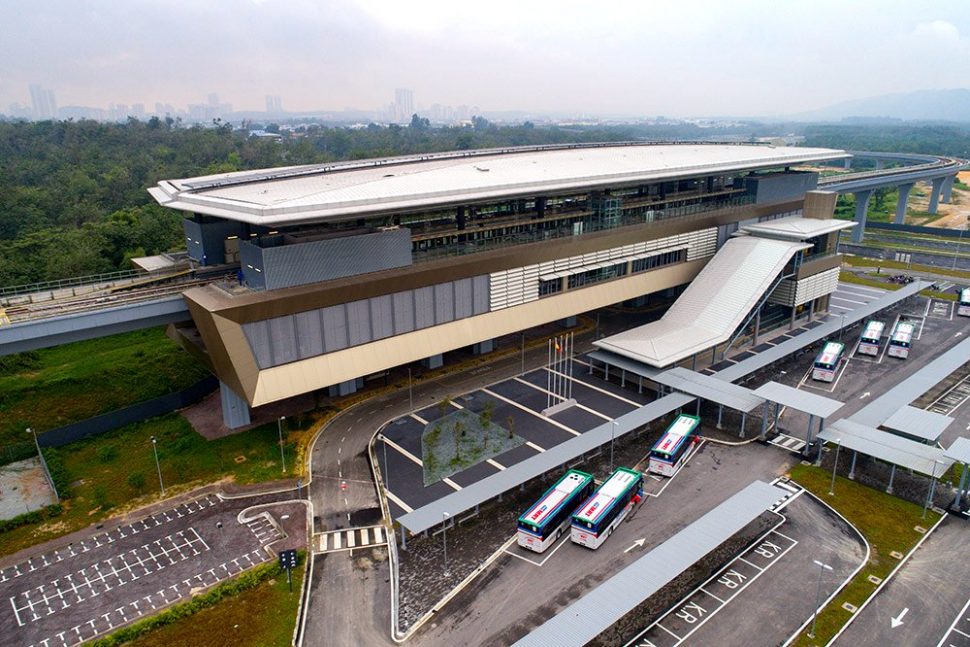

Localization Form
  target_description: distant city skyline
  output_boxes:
[2,1,968,120]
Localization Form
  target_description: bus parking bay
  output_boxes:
[624,489,867,647]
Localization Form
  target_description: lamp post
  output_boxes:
[278,416,287,474]
[610,420,617,473]
[923,459,945,519]
[839,312,846,342]
[442,512,450,573]
[829,438,842,496]
[521,333,526,376]
[952,221,966,271]
[808,559,833,638]
[150,436,165,496]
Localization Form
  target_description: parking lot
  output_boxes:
[0,493,300,647]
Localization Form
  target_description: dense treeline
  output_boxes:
[0,118,646,286]
[802,124,970,158]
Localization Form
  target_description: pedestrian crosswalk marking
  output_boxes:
[314,525,390,554]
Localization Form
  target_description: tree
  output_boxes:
[409,114,430,130]
[507,414,515,440]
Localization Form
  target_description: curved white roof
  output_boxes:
[149,143,848,226]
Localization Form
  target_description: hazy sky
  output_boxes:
[1,0,968,117]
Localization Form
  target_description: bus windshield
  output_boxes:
[814,341,845,369]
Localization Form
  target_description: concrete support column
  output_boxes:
[328,379,360,397]
[928,177,946,215]
[807,299,814,323]
[456,206,466,230]
[739,412,747,439]
[843,158,852,170]
[789,307,796,331]
[422,354,444,370]
[219,381,251,429]
[952,463,968,511]
[942,175,955,204]
[848,451,858,480]
[760,401,769,440]
[805,414,814,458]
[716,405,723,429]
[851,189,872,243]
[875,159,885,170]
[472,339,494,355]
[894,183,914,224]
[559,316,577,328]
[886,464,896,494]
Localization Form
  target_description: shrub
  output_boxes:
[126,471,146,491]
[0,504,63,534]
[96,445,118,463]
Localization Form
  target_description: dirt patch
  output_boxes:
[907,181,969,229]
[0,458,56,520]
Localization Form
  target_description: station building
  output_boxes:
[149,143,853,427]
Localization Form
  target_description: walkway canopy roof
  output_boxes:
[739,215,856,242]
[752,381,844,418]
[653,367,764,412]
[512,481,781,647]
[594,236,810,368]
[881,406,952,444]
[148,143,848,226]
[944,437,970,465]
[818,419,953,477]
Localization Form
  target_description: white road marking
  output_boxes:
[385,489,414,513]
[410,413,429,425]
[482,387,581,437]
[486,458,507,470]
[381,436,423,466]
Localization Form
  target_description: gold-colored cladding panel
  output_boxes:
[248,259,705,407]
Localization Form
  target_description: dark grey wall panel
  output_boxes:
[240,227,412,291]
[473,276,490,314]
[242,273,492,369]
[370,294,394,340]
[322,305,349,353]
[184,218,245,266]
[414,287,435,329]
[746,172,818,205]
[392,292,415,335]
[434,283,454,325]
[243,320,273,368]
[454,278,473,319]
[294,310,324,358]
[268,316,298,365]
[347,300,372,346]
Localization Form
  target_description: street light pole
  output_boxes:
[151,436,165,496]
[829,439,842,496]
[923,459,945,519]
[610,420,617,473]
[839,313,846,342]
[808,559,833,638]
[278,416,287,474]
[953,222,966,271]
[442,512,450,573]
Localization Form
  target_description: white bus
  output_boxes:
[648,415,701,477]
[570,467,643,550]
[812,341,845,382]
[857,320,885,357]
[888,320,916,359]
[516,470,595,553]
[959,288,970,318]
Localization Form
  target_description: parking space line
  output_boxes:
[525,441,546,453]
[657,623,681,639]
[382,436,424,466]
[443,478,462,491]
[410,413,428,425]
[516,377,613,421]
[832,295,867,305]
[546,367,642,407]
[936,595,970,647]
[699,587,726,604]
[736,556,764,572]
[385,490,414,513]
[481,387,581,437]
[486,458,507,470]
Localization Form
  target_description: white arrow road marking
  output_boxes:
[891,607,908,629]
[859,391,871,400]
[624,538,645,553]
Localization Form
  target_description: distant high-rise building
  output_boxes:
[208,93,220,107]
[29,84,57,120]
[265,95,283,114]
[394,88,413,122]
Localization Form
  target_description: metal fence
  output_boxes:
[37,376,219,448]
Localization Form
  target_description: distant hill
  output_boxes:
[793,88,970,123]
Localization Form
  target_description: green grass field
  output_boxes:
[0,328,210,449]
[789,464,940,646]
[0,412,311,557]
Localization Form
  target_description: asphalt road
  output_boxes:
[834,516,970,647]
[404,441,795,646]
[0,491,304,647]
[628,491,867,647]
